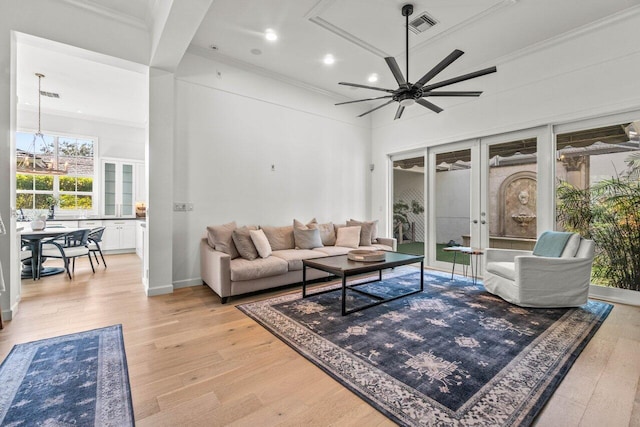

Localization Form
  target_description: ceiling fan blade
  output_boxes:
[335,95,393,106]
[413,49,464,88]
[394,105,405,120]
[357,100,396,117]
[416,98,443,114]
[423,91,483,97]
[339,82,395,93]
[384,57,407,87]
[423,66,497,91]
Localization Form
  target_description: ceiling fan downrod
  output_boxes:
[402,4,413,85]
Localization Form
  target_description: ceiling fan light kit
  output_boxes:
[336,3,497,120]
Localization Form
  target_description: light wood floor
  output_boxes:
[1,254,639,426]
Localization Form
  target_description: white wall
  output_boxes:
[171,52,372,286]
[371,10,640,236]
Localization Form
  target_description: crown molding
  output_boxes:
[186,45,350,101]
[18,105,147,129]
[58,0,149,31]
[489,4,640,68]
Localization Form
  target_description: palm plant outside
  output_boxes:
[556,159,640,291]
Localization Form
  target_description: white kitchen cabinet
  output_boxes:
[102,159,137,218]
[102,220,136,252]
[78,220,103,229]
[136,221,145,259]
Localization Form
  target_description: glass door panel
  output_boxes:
[430,147,474,272]
[121,164,133,216]
[555,120,640,291]
[104,162,116,216]
[486,138,538,251]
[393,156,425,255]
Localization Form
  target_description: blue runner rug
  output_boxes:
[0,325,134,426]
[238,270,612,426]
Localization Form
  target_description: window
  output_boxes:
[16,132,95,214]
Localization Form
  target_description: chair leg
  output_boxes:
[64,257,72,279]
[87,252,95,273]
[72,257,76,273]
[93,251,100,265]
[98,247,107,268]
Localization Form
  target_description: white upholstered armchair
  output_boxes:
[483,233,595,308]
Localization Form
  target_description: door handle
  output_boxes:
[472,219,478,224]
[481,220,486,224]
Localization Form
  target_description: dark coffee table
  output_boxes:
[302,251,424,315]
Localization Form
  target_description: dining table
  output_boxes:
[20,226,91,279]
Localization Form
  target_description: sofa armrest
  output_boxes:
[515,255,593,289]
[200,238,232,300]
[376,237,397,251]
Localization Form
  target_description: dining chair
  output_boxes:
[88,227,107,268]
[39,229,94,279]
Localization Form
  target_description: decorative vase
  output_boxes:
[30,219,45,231]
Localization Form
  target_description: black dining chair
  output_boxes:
[39,229,94,279]
[20,239,36,280]
[87,227,107,268]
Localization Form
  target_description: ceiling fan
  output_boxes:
[336,4,497,120]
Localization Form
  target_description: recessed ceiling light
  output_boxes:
[251,48,262,55]
[368,73,379,83]
[265,29,278,41]
[209,44,219,51]
[323,54,335,65]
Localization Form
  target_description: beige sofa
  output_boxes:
[200,220,396,303]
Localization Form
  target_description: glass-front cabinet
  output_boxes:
[102,159,136,217]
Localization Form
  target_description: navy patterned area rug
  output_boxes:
[238,270,612,426]
[0,325,134,426]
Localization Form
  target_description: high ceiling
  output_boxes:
[15,0,640,125]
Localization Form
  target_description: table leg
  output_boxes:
[302,264,307,297]
[341,275,347,316]
[450,251,457,280]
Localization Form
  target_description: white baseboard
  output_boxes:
[172,278,203,289]
[146,284,174,296]
[589,284,640,306]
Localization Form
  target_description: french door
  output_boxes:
[427,127,549,273]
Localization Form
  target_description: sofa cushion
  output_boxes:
[206,221,239,259]
[262,225,295,251]
[232,226,259,260]
[486,261,516,281]
[349,219,378,244]
[335,226,361,249]
[294,227,324,249]
[250,229,272,258]
[317,222,336,246]
[312,246,352,256]
[272,249,326,271]
[230,256,288,281]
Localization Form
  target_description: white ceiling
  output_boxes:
[16,0,640,125]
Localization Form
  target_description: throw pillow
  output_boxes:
[250,229,272,258]
[317,222,336,246]
[351,218,378,243]
[206,221,239,259]
[232,226,259,260]
[335,226,361,249]
[532,231,574,257]
[293,227,323,249]
[261,225,295,251]
[293,218,317,230]
[347,219,375,246]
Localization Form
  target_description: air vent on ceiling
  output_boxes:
[40,91,60,98]
[408,12,438,34]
